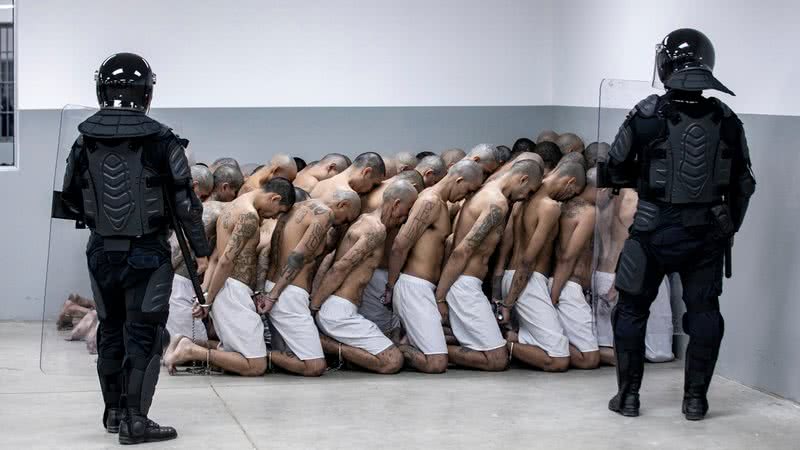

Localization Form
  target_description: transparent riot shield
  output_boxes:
[40,107,217,380]
[593,80,680,360]
[40,105,98,375]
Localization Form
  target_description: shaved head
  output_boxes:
[383,179,418,204]
[559,152,587,170]
[496,145,512,165]
[512,138,536,158]
[382,155,399,179]
[509,159,544,179]
[396,169,425,192]
[213,165,244,191]
[584,142,609,169]
[294,186,310,202]
[395,151,418,171]
[556,162,587,192]
[448,159,484,185]
[191,165,213,193]
[536,130,559,144]
[211,157,241,172]
[320,153,351,172]
[325,188,362,223]
[467,143,500,173]
[416,155,447,187]
[556,133,585,154]
[533,141,563,171]
[353,152,386,179]
[441,148,466,168]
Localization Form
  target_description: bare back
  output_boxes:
[332,215,386,304]
[556,197,595,289]
[266,200,332,291]
[452,187,508,280]
[215,200,261,289]
[172,200,226,278]
[402,190,451,283]
[511,195,560,276]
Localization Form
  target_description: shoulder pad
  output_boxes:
[633,94,660,118]
[78,109,164,138]
[709,97,735,118]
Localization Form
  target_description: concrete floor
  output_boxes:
[4,322,799,449]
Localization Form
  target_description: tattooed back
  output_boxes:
[452,186,509,280]
[557,196,596,288]
[215,199,262,289]
[267,199,333,292]
[332,214,387,304]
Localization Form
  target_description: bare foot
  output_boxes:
[85,316,99,354]
[67,310,97,341]
[57,298,76,330]
[164,336,196,375]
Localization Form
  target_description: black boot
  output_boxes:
[608,350,644,417]
[103,407,122,433]
[118,409,177,445]
[682,311,723,421]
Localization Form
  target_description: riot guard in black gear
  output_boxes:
[597,29,755,421]
[60,53,210,445]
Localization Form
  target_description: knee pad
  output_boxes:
[615,240,647,295]
[683,311,724,355]
[141,263,174,314]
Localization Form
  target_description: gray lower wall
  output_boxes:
[2,104,798,403]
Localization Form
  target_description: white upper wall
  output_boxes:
[552,0,800,116]
[18,0,554,109]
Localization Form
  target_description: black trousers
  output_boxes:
[613,217,725,397]
[87,234,174,416]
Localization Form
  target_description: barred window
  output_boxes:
[0,1,13,168]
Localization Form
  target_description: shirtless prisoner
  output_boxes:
[165,198,224,345]
[496,162,586,371]
[388,160,484,373]
[293,153,351,193]
[261,189,361,376]
[550,167,600,369]
[210,164,245,202]
[436,160,542,371]
[163,178,296,377]
[312,181,418,374]
[414,155,447,188]
[310,152,386,198]
[361,170,425,214]
[594,187,675,365]
[239,154,298,196]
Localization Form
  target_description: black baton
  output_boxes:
[724,239,732,279]
[164,192,207,304]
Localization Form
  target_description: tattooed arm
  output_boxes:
[311,252,334,295]
[388,198,438,289]
[435,203,506,302]
[266,216,331,301]
[310,228,386,311]
[550,208,596,305]
[205,211,260,305]
[505,202,560,307]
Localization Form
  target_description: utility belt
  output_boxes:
[88,231,169,255]
[631,198,734,239]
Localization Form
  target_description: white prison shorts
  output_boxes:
[317,295,394,355]
[554,279,599,353]
[393,273,448,355]
[502,270,570,358]
[359,269,401,334]
[265,280,324,360]
[446,275,506,352]
[210,278,266,358]
[166,274,208,344]
[592,271,674,362]
[645,278,675,362]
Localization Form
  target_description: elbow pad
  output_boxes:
[598,121,637,189]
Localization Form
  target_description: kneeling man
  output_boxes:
[312,180,418,373]
[164,178,295,376]
[261,189,361,376]
[436,160,542,371]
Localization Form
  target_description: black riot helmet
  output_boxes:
[653,28,734,96]
[95,53,156,111]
